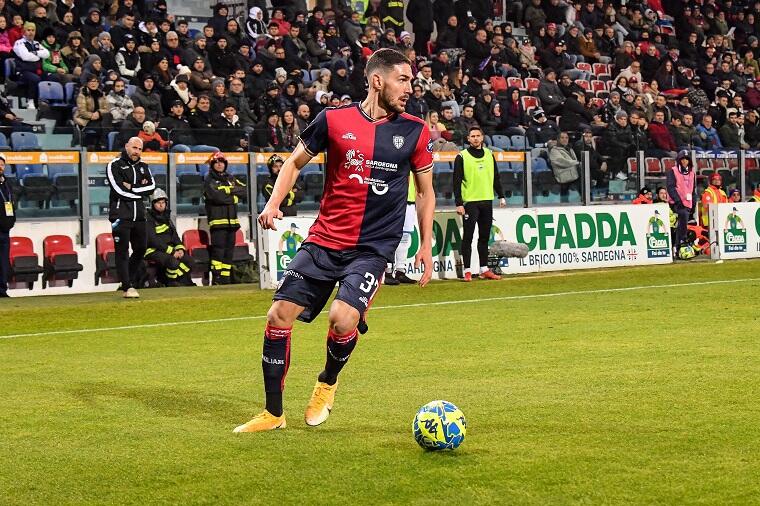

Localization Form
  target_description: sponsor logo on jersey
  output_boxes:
[349,173,389,195]
[393,135,405,149]
[344,149,365,172]
[342,132,357,140]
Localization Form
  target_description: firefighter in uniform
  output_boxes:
[145,189,194,286]
[262,154,302,217]
[749,183,760,202]
[698,172,727,227]
[204,152,246,284]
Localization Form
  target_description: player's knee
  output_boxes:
[328,308,360,336]
[267,303,297,328]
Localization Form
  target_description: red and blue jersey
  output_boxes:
[299,103,433,260]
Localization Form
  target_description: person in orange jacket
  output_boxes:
[699,172,727,227]
[749,183,760,202]
[632,186,653,204]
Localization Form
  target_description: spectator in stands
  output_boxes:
[188,55,214,95]
[573,129,608,186]
[647,110,678,158]
[74,73,111,149]
[245,7,267,40]
[330,59,354,98]
[106,78,134,127]
[116,106,145,150]
[527,108,559,147]
[538,68,564,115]
[559,90,597,133]
[0,91,31,131]
[214,101,249,152]
[223,19,245,50]
[130,73,161,123]
[161,72,197,115]
[92,31,115,75]
[672,113,699,150]
[280,109,300,151]
[405,83,429,119]
[254,81,283,123]
[204,151,245,285]
[12,22,50,108]
[60,30,87,76]
[252,110,283,151]
[0,154,15,297]
[744,109,760,147]
[39,27,72,83]
[745,79,760,110]
[720,111,749,149]
[549,131,581,202]
[503,87,528,135]
[603,110,634,181]
[115,34,140,80]
[210,2,231,36]
[208,34,235,76]
[162,100,215,153]
[696,114,722,149]
[138,120,169,152]
[667,150,697,252]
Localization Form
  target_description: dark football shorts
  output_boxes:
[273,242,387,323]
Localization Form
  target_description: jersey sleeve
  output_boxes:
[410,124,433,173]
[299,109,329,156]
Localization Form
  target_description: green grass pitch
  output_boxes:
[2,260,760,505]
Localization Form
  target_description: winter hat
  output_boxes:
[211,78,225,89]
[275,67,287,79]
[142,121,156,134]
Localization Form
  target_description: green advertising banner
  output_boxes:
[263,205,674,287]
[710,203,760,260]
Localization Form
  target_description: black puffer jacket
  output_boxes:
[107,151,155,222]
[203,168,246,230]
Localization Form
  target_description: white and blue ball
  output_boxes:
[412,400,466,451]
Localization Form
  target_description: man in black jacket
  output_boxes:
[145,189,194,287]
[406,0,434,57]
[0,155,16,297]
[107,137,156,298]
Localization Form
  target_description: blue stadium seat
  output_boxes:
[176,165,198,176]
[0,132,11,150]
[491,135,511,150]
[64,82,78,105]
[107,131,119,151]
[301,69,312,85]
[38,81,67,106]
[484,135,493,147]
[48,164,77,178]
[11,132,40,150]
[433,161,453,196]
[510,135,528,149]
[227,164,247,175]
[15,165,44,178]
[531,157,549,172]
[309,69,322,82]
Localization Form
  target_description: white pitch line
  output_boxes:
[1,277,758,340]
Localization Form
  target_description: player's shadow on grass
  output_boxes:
[69,381,243,420]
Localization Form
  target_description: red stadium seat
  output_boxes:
[575,79,591,91]
[9,236,43,289]
[233,229,254,264]
[576,62,592,72]
[591,80,607,94]
[645,158,662,174]
[489,76,507,94]
[42,234,83,288]
[593,63,611,78]
[746,158,758,170]
[95,233,117,285]
[588,97,605,109]
[662,158,676,172]
[182,229,210,274]
[521,96,538,112]
[627,158,638,173]
[506,77,524,90]
[524,77,540,93]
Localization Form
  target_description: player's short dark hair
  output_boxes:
[365,48,411,77]
[468,126,483,135]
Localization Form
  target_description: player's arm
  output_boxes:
[258,143,313,230]
[414,168,435,287]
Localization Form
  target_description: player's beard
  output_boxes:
[380,87,407,114]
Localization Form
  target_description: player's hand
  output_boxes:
[456,205,465,216]
[414,249,433,287]
[258,203,283,230]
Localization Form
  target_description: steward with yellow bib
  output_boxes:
[698,172,727,227]
[454,126,506,282]
[145,189,194,286]
[204,152,247,285]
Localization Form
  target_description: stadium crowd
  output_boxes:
[2,0,760,179]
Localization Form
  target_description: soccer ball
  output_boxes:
[412,400,466,451]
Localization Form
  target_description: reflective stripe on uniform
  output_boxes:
[209,219,231,227]
[144,247,156,257]
[155,224,169,234]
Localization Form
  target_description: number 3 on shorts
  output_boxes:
[359,272,378,293]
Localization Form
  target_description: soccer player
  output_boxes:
[234,48,435,433]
